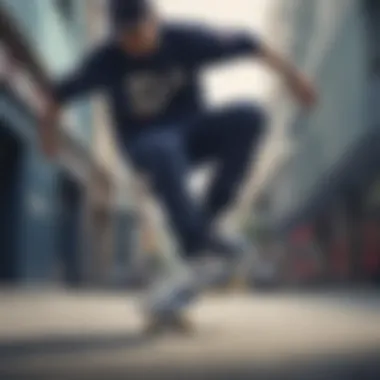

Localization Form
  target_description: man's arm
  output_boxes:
[179,24,261,66]
[181,24,317,108]
[256,42,317,108]
[40,47,111,158]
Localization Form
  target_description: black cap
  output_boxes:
[109,0,151,31]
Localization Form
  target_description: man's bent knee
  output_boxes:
[219,103,266,140]
[232,103,267,138]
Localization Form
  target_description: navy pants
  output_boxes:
[127,103,266,257]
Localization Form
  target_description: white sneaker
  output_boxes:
[143,269,199,316]
[208,234,257,282]
[188,256,229,288]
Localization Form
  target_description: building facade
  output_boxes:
[0,0,117,285]
[252,0,380,284]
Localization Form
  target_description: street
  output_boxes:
[0,288,380,380]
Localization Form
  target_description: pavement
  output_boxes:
[0,287,380,379]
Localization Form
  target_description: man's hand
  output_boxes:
[39,99,61,159]
[286,71,317,108]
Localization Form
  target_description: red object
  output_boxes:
[294,259,318,280]
[289,225,321,282]
[292,226,313,246]
[362,221,380,275]
[330,237,350,279]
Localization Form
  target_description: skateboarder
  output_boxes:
[40,0,317,316]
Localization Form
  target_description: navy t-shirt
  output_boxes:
[54,23,261,142]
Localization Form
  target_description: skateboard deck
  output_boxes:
[143,309,194,335]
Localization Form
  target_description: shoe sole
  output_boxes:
[145,283,199,316]
[143,311,194,336]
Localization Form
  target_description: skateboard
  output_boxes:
[141,272,199,336]
[143,309,194,335]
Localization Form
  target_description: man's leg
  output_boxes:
[128,129,219,316]
[186,102,267,224]
[184,103,266,287]
[128,129,208,257]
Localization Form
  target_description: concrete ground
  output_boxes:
[0,287,380,379]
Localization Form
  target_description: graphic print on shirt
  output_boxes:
[125,67,187,118]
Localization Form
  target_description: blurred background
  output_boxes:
[1,0,380,378]
[1,0,380,290]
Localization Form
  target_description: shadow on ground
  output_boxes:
[1,353,380,380]
[0,334,379,380]
[0,331,153,360]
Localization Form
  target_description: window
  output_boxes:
[56,0,75,22]
[291,0,317,66]
[364,0,380,75]
[364,0,380,126]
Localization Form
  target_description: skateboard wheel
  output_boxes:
[144,311,193,335]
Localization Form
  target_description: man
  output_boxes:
[41,0,316,314]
